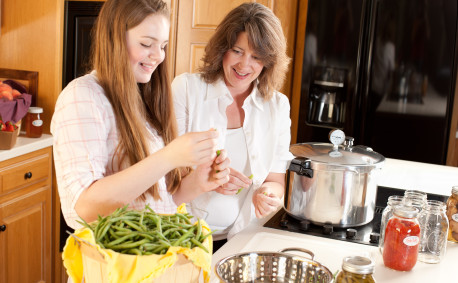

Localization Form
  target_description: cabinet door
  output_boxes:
[0,185,52,283]
[174,0,272,76]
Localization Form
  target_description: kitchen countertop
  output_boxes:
[211,158,458,283]
[0,133,53,161]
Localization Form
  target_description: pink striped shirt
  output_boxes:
[51,72,177,229]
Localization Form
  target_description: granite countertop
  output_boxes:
[0,133,53,162]
[211,158,458,283]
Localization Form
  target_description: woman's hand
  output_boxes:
[173,149,230,205]
[193,149,231,193]
[252,173,286,218]
[215,167,253,195]
[164,130,218,167]
[252,187,282,218]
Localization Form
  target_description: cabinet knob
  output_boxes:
[0,225,6,232]
[24,172,32,179]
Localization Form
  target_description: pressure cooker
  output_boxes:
[285,130,385,227]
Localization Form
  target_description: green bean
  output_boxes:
[163,227,182,237]
[111,225,131,232]
[196,219,202,240]
[199,230,215,242]
[124,219,144,232]
[104,233,138,247]
[97,220,112,241]
[108,239,149,250]
[151,244,169,254]
[190,238,209,253]
[176,213,192,224]
[108,229,120,239]
[128,248,142,255]
[172,226,196,246]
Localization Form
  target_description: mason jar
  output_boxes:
[418,200,449,263]
[383,205,420,271]
[335,255,376,283]
[404,190,427,213]
[446,186,458,243]
[379,195,404,254]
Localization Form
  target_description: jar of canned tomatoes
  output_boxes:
[382,205,420,271]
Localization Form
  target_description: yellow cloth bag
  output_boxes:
[62,205,212,283]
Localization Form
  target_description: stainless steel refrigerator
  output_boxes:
[296,0,457,165]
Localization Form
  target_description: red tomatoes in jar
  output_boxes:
[383,215,421,271]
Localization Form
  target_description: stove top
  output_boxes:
[264,186,448,247]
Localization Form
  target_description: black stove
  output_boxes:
[264,186,448,247]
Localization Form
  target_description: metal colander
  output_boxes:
[215,248,334,283]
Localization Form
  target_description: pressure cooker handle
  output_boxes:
[289,157,313,178]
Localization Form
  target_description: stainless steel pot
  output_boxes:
[285,134,385,227]
[215,248,334,283]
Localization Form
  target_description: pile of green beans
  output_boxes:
[77,205,212,255]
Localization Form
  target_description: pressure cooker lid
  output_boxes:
[290,142,385,167]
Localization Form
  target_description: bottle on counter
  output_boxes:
[379,195,404,254]
[446,186,458,243]
[383,205,420,271]
[25,107,43,138]
[418,200,448,263]
[335,255,376,283]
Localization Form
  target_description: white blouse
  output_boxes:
[172,72,294,239]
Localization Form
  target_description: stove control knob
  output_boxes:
[323,224,333,235]
[346,228,357,239]
[280,215,288,228]
[299,220,310,231]
[370,232,380,244]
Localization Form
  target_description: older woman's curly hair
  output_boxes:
[199,2,290,100]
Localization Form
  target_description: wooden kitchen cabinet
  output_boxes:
[0,147,53,283]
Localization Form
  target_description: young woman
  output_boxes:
[51,0,230,230]
[172,2,294,251]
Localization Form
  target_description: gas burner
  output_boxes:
[264,186,448,247]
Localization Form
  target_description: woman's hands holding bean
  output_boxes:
[165,130,218,167]
[215,167,253,195]
[192,149,231,193]
[252,187,282,218]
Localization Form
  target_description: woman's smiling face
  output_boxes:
[222,32,264,94]
[126,14,169,83]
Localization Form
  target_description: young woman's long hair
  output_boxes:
[200,2,290,100]
[91,0,183,199]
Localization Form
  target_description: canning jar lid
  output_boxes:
[28,107,43,114]
[341,255,375,275]
[290,142,385,168]
[452,186,458,195]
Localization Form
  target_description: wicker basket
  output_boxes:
[74,234,203,283]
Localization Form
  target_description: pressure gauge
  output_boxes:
[329,129,345,147]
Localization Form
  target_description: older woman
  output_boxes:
[172,2,294,251]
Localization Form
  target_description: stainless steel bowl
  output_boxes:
[215,248,334,283]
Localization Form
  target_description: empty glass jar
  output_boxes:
[418,200,449,263]
[404,190,427,213]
